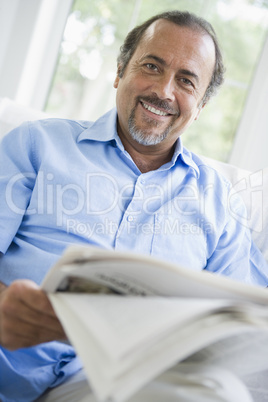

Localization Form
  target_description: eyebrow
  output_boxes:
[142,54,200,84]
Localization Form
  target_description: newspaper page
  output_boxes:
[48,293,268,402]
[42,245,268,304]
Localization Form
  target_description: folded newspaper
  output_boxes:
[41,245,268,402]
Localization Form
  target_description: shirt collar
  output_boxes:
[77,108,121,146]
[77,107,200,176]
[167,138,199,177]
[179,141,200,177]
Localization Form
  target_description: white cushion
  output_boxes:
[231,168,268,262]
[0,97,48,140]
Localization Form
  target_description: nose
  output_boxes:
[153,73,176,102]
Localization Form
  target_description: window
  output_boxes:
[45,0,268,161]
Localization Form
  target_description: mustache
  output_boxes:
[138,95,179,116]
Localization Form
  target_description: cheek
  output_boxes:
[117,79,133,104]
[177,94,200,119]
[116,83,134,123]
[118,80,142,114]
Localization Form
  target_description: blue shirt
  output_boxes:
[0,108,268,400]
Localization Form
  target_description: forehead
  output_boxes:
[134,19,216,79]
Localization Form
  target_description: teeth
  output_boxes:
[142,102,169,116]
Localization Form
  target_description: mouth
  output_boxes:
[140,101,174,117]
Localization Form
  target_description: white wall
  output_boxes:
[0,0,41,99]
[229,32,268,171]
[0,0,73,110]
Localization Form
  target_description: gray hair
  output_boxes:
[117,10,225,105]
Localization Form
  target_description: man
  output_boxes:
[0,10,267,401]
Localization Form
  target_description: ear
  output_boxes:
[114,74,120,89]
[113,65,122,89]
[194,102,206,121]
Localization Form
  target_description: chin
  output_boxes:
[130,130,167,146]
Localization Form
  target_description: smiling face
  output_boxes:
[114,19,216,153]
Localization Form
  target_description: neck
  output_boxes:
[116,120,178,173]
[122,139,175,173]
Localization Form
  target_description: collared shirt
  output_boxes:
[0,108,268,400]
[0,108,267,285]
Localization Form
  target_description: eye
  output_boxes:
[180,77,194,87]
[145,63,158,72]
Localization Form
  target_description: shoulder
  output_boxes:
[1,117,93,146]
[189,151,252,222]
[182,148,232,192]
[0,118,95,172]
[180,149,250,220]
[27,118,93,141]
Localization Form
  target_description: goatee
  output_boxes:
[128,96,179,146]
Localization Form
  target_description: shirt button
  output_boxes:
[127,215,134,222]
[140,179,145,185]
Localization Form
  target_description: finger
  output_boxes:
[10,280,56,317]
[1,316,66,350]
[0,280,67,349]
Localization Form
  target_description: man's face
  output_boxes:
[114,19,216,150]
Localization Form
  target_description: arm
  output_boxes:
[0,279,67,350]
[0,125,67,349]
[205,188,268,286]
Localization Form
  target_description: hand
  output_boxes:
[0,279,67,350]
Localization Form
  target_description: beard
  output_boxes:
[128,96,179,146]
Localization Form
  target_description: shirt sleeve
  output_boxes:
[0,342,82,401]
[0,122,37,253]
[205,188,268,287]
